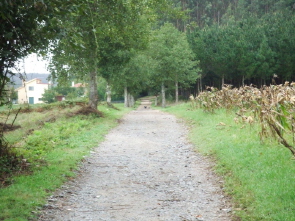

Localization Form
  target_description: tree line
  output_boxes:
[2,0,295,109]
[174,0,295,90]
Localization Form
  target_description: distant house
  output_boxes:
[72,82,86,88]
[10,73,50,89]
[71,81,87,96]
[16,78,50,104]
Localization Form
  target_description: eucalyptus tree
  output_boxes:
[149,23,199,107]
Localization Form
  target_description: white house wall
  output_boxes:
[17,79,49,104]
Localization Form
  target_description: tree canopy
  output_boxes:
[48,0,169,109]
[3,0,295,106]
[183,0,295,89]
[0,0,61,105]
[148,23,199,105]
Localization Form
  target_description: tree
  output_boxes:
[185,0,295,89]
[120,52,153,107]
[0,0,67,161]
[149,23,199,107]
[42,88,56,103]
[41,86,85,103]
[0,0,63,106]
[49,0,168,110]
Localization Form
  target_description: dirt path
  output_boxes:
[38,99,232,221]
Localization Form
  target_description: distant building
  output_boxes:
[71,81,87,96]
[71,82,86,88]
[16,78,50,104]
[10,73,50,88]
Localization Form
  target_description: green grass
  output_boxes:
[0,103,132,221]
[164,103,295,221]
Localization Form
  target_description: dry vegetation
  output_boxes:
[191,82,295,156]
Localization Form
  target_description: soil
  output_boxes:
[0,123,21,132]
[72,106,104,117]
[38,99,233,221]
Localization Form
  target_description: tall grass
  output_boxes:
[0,103,132,221]
[165,103,295,221]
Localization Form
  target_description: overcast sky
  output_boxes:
[17,53,50,74]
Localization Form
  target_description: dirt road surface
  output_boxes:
[38,99,232,221]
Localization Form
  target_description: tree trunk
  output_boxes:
[88,71,98,110]
[128,93,131,107]
[222,74,225,88]
[175,81,179,103]
[124,86,128,107]
[155,96,158,106]
[106,83,111,103]
[161,82,166,108]
[126,93,134,107]
[130,94,134,107]
[200,74,202,92]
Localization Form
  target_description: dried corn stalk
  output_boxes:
[191,83,295,156]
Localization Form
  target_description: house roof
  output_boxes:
[10,73,50,88]
[73,83,86,88]
[15,78,50,90]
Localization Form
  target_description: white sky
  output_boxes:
[17,53,50,74]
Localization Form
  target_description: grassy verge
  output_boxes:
[0,103,132,221]
[164,103,295,221]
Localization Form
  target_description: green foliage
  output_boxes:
[0,0,70,173]
[48,0,163,108]
[148,23,200,92]
[41,86,87,103]
[41,89,56,104]
[182,0,295,89]
[0,0,58,74]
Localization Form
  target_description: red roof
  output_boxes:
[73,83,85,88]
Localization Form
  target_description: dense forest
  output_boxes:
[170,0,295,91]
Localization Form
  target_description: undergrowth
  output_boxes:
[165,103,295,221]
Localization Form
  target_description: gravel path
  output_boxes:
[38,99,232,221]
